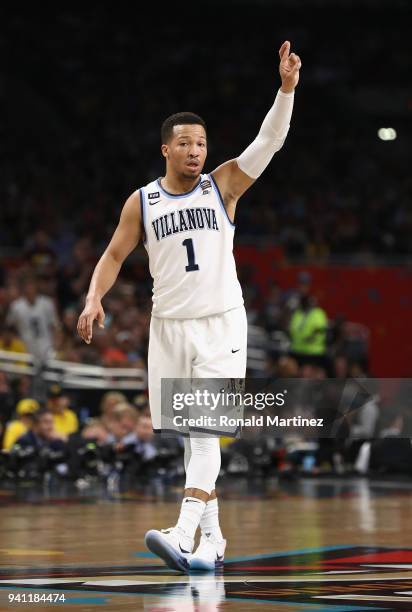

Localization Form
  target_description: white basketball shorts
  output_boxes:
[148,306,247,432]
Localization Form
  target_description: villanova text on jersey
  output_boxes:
[151,207,219,241]
[141,173,243,318]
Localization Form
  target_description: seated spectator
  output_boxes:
[81,418,111,445]
[106,403,138,447]
[15,409,66,451]
[99,391,128,429]
[46,384,79,438]
[135,413,157,461]
[132,392,151,417]
[65,417,113,479]
[2,398,40,451]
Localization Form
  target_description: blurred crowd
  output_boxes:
[0,258,405,482]
[4,227,401,482]
[0,257,409,481]
[1,382,412,487]
[0,244,368,383]
[0,231,151,367]
[1,4,411,264]
[0,387,186,486]
[1,4,411,484]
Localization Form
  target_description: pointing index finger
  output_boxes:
[279,40,290,60]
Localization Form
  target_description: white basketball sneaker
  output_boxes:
[145,526,193,572]
[189,533,226,571]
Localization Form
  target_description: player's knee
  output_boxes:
[185,436,221,494]
[189,436,220,459]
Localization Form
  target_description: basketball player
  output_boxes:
[77,41,301,571]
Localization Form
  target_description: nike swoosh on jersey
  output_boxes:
[231,348,240,353]
[149,200,161,206]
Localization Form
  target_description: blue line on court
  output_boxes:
[225,544,356,563]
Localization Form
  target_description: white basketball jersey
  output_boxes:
[140,173,243,319]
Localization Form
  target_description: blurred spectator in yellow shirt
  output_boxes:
[2,398,39,450]
[0,325,28,354]
[46,384,79,439]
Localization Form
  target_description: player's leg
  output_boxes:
[184,439,219,536]
[189,306,248,570]
[184,437,223,553]
[145,316,197,572]
[157,313,237,562]
[171,434,221,558]
[183,440,222,540]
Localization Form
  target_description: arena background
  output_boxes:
[1,2,412,611]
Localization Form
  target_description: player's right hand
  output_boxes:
[77,298,105,344]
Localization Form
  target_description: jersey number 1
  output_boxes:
[182,238,199,272]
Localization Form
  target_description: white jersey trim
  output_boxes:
[139,188,147,244]
[156,177,202,199]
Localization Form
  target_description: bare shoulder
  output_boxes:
[106,189,143,258]
[211,159,238,197]
[122,189,142,218]
[124,189,141,214]
[211,159,255,203]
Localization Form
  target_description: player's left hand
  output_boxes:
[279,41,301,93]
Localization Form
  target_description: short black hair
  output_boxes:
[34,408,51,422]
[161,112,206,144]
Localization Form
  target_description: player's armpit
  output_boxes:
[106,190,142,263]
[211,159,256,204]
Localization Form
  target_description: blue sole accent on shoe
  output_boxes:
[144,530,189,573]
[189,558,224,572]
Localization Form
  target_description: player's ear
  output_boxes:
[161,144,169,159]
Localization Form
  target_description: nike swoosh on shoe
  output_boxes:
[179,543,191,554]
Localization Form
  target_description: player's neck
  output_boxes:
[161,172,200,195]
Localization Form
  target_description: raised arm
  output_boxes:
[77,190,142,344]
[211,41,301,222]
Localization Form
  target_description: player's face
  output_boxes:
[162,124,207,179]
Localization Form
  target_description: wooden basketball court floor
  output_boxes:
[1,477,412,611]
